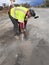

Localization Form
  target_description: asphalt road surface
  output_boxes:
[0,8,49,65]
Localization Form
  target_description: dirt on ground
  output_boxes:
[0,8,49,65]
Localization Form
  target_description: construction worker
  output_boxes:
[8,6,38,39]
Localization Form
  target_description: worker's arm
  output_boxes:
[19,15,28,33]
[19,22,24,32]
[24,16,28,21]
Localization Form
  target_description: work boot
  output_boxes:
[14,35,19,40]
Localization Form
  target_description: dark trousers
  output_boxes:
[8,14,20,36]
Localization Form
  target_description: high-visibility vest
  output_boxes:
[10,6,29,23]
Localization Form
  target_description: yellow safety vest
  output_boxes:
[10,6,29,23]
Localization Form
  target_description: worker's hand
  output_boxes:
[21,28,26,33]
